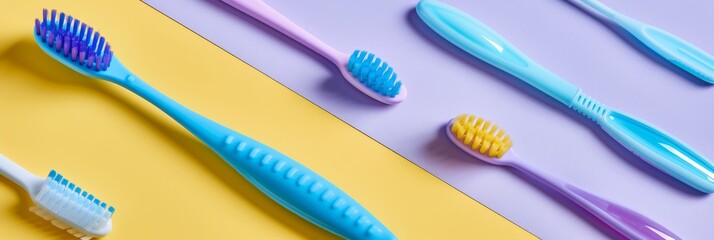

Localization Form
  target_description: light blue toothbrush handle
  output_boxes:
[416,0,579,105]
[581,0,714,84]
[571,93,714,193]
[115,76,395,240]
[599,110,714,193]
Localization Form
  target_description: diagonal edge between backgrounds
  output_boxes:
[138,0,538,238]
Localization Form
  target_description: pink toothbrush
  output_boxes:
[221,0,407,104]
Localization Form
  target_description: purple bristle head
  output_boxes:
[35,9,114,72]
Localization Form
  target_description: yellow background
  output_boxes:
[0,1,534,239]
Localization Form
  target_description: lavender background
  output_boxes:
[143,0,714,239]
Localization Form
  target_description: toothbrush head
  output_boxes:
[30,170,114,239]
[345,50,406,104]
[446,114,513,162]
[34,9,123,80]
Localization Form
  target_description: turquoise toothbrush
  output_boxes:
[416,0,714,193]
[576,0,714,84]
[33,9,395,240]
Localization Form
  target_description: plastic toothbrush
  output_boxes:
[221,0,407,104]
[33,9,396,240]
[417,0,714,192]
[577,0,714,84]
[446,114,679,240]
[0,154,114,239]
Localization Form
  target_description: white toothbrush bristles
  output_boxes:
[28,170,115,239]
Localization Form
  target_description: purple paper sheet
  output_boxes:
[143,0,714,238]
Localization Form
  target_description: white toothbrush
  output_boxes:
[0,154,114,239]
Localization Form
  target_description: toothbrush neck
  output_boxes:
[271,19,346,64]
[223,0,346,64]
[506,157,570,196]
[0,154,40,193]
[580,0,640,24]
[113,74,230,147]
[579,0,623,21]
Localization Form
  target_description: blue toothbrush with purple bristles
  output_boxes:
[33,9,396,240]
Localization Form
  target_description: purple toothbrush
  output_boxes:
[221,0,407,104]
[446,114,679,240]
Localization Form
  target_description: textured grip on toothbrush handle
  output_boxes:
[119,76,395,240]
[218,134,395,240]
[572,92,714,193]
[572,91,714,193]
[510,160,679,240]
[416,0,579,105]
[221,0,344,63]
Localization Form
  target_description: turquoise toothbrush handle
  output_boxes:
[594,108,714,193]
[580,0,714,84]
[416,0,579,105]
[111,74,395,240]
[509,159,679,240]
[417,0,714,193]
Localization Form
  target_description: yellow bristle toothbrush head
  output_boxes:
[447,114,512,159]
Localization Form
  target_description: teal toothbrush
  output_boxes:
[33,9,395,239]
[577,0,714,84]
[417,0,714,192]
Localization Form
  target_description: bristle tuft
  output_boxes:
[30,170,114,239]
[30,206,93,240]
[35,9,113,72]
[450,114,512,158]
[347,50,402,97]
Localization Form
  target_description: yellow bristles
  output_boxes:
[450,114,513,158]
